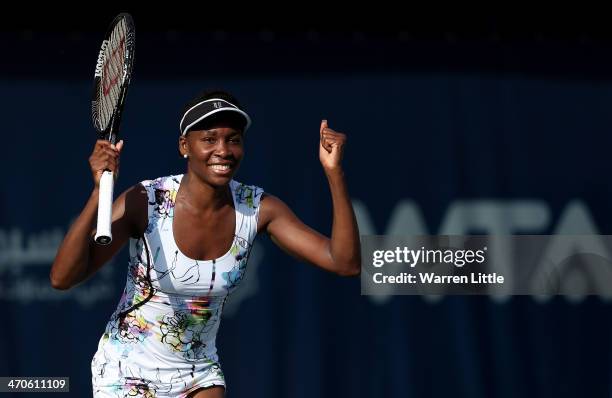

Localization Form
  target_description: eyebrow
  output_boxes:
[201,129,242,136]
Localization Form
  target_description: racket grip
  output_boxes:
[95,170,114,245]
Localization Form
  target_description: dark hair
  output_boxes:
[181,89,244,116]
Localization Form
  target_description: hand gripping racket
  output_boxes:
[92,13,135,245]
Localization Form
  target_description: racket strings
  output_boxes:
[103,20,125,96]
[97,17,129,131]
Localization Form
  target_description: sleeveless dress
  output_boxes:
[91,174,263,397]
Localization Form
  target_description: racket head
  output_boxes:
[91,13,135,142]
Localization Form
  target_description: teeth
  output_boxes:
[210,164,230,171]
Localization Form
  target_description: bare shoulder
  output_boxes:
[86,182,150,279]
[258,193,295,235]
[119,182,150,239]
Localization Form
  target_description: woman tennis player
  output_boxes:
[50,90,361,398]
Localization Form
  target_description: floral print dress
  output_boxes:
[91,174,263,397]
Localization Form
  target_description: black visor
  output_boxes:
[179,98,251,136]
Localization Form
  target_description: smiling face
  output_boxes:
[179,112,245,187]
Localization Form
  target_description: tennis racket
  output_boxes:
[92,13,135,245]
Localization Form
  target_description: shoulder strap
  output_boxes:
[141,176,177,234]
[231,180,264,242]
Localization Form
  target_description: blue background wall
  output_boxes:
[2,12,612,397]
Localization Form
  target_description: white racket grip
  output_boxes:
[95,170,115,245]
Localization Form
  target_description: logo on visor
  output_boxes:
[213,102,223,109]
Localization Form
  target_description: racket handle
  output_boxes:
[95,170,114,245]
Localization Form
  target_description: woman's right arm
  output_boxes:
[50,139,147,290]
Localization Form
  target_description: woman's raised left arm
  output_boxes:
[258,120,361,276]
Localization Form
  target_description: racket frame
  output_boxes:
[92,13,135,245]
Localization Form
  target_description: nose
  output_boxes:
[213,140,230,158]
